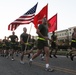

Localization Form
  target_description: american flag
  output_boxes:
[8,3,38,31]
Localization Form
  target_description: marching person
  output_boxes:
[29,17,54,72]
[20,27,29,64]
[70,28,76,61]
[2,36,10,57]
[49,31,58,58]
[8,31,18,60]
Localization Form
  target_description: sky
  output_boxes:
[0,0,76,39]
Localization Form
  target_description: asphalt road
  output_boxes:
[0,55,76,75]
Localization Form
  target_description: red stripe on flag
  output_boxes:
[8,3,38,31]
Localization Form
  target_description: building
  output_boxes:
[48,26,76,45]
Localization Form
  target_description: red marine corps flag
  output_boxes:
[48,14,57,32]
[8,3,38,31]
[33,4,48,28]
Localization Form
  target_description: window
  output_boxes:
[70,32,71,34]
[69,29,71,31]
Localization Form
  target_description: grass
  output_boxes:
[56,51,67,55]
[32,50,68,56]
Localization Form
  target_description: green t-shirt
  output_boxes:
[9,35,18,43]
[20,33,28,43]
[51,35,57,41]
[38,24,48,37]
